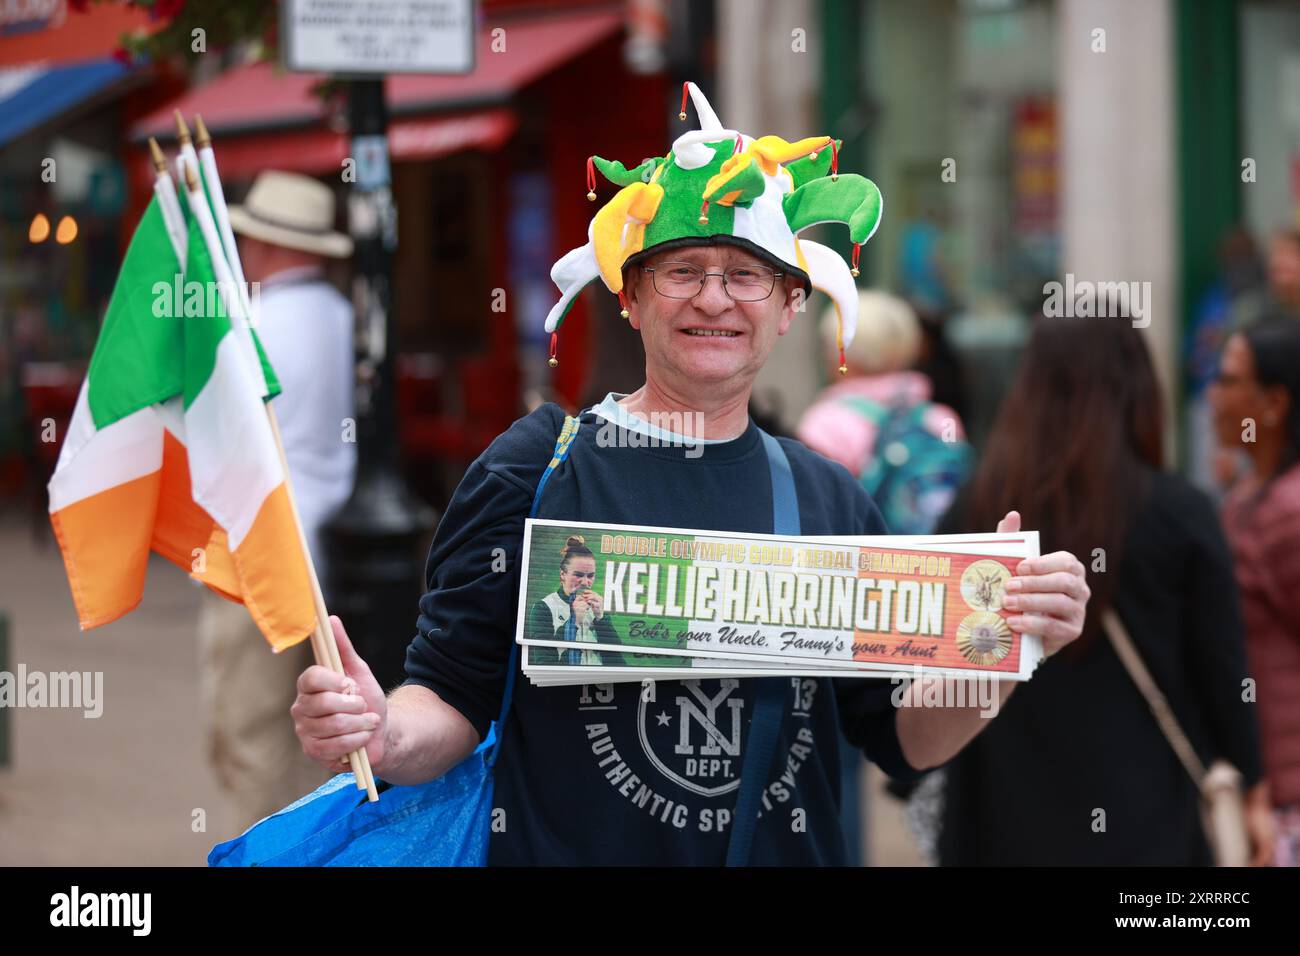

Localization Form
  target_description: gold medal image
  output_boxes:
[960,559,1012,611]
[956,611,1013,665]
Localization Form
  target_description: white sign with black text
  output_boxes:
[281,0,475,75]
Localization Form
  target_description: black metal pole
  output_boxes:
[324,78,436,693]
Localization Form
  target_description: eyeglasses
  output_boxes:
[643,260,783,302]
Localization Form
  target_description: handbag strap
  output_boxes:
[725,428,797,866]
[1100,608,1207,786]
[487,413,582,769]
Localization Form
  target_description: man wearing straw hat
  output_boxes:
[199,170,356,831]
[292,83,1090,865]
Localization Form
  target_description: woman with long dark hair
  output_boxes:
[1211,319,1300,866]
[935,313,1271,865]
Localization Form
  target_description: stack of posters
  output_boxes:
[515,518,1043,686]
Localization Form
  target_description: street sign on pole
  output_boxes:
[280,0,473,687]
[281,0,475,76]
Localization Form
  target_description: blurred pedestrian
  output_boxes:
[796,290,972,535]
[935,312,1270,865]
[1185,229,1264,496]
[911,305,970,428]
[1232,229,1300,330]
[897,208,969,423]
[898,210,955,318]
[1211,319,1300,866]
[197,170,357,831]
[1205,230,1300,491]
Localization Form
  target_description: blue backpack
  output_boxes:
[838,394,972,535]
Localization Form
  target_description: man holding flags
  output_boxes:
[290,83,1092,865]
[48,80,1089,864]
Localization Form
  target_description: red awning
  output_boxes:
[130,6,623,142]
[175,108,518,179]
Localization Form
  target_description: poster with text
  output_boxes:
[516,519,1043,681]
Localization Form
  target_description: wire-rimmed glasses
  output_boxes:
[643,260,783,302]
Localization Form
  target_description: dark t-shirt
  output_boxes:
[403,401,922,865]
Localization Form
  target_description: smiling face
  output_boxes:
[623,244,798,391]
[559,555,597,597]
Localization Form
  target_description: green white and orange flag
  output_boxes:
[47,191,317,651]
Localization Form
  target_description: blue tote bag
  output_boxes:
[208,415,582,867]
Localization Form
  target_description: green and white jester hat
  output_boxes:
[543,81,883,374]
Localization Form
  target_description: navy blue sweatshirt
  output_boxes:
[403,399,923,865]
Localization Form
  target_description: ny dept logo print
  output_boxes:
[638,678,745,797]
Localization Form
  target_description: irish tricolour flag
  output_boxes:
[47,191,316,651]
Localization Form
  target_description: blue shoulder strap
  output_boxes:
[487,414,581,769]
[725,428,797,866]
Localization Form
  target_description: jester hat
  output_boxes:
[544,81,883,373]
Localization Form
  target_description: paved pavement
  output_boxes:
[0,513,230,865]
[0,511,926,866]
[865,763,926,866]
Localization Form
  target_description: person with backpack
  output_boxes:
[796,290,972,535]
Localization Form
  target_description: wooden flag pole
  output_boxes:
[193,116,377,799]
[186,114,376,797]
[179,157,378,802]
[264,406,378,800]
